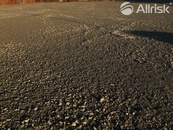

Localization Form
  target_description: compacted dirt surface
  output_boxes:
[0,2,173,129]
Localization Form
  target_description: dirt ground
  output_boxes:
[0,2,173,129]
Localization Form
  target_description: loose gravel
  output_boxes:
[0,2,173,129]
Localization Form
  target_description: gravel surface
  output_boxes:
[0,2,173,129]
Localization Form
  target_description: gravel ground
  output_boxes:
[0,2,173,129]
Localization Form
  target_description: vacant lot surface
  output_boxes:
[0,2,173,129]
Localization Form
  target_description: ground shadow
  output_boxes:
[128,31,173,44]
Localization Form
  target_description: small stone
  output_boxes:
[111,111,117,115]
[171,61,173,66]
[71,122,76,127]
[24,119,30,123]
[93,127,97,130]
[81,105,85,108]
[73,104,77,107]
[110,84,115,87]
[75,120,79,124]
[120,125,124,129]
[6,119,11,122]
[59,121,63,126]
[83,121,87,125]
[125,120,129,127]
[65,116,69,119]
[66,102,70,106]
[81,108,85,112]
[132,112,136,116]
[34,107,38,111]
[89,112,94,116]
[100,97,105,103]
[59,103,62,106]
[48,120,52,125]
[78,125,82,129]
[81,42,85,45]
[14,109,19,112]
[4,108,8,111]
[88,117,92,120]
[164,127,168,130]
[21,124,25,128]
[59,99,62,103]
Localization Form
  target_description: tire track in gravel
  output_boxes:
[39,14,137,46]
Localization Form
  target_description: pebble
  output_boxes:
[24,119,30,123]
[110,84,115,87]
[81,105,85,108]
[73,104,77,107]
[59,121,63,126]
[48,120,52,125]
[93,127,97,130]
[78,125,82,129]
[34,107,38,111]
[111,111,117,115]
[133,112,136,116]
[75,120,79,124]
[6,119,11,122]
[100,97,105,103]
[21,124,25,128]
[89,112,94,116]
[65,116,69,119]
[164,127,168,130]
[83,121,87,125]
[66,102,70,106]
[71,122,76,127]
[88,117,92,120]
